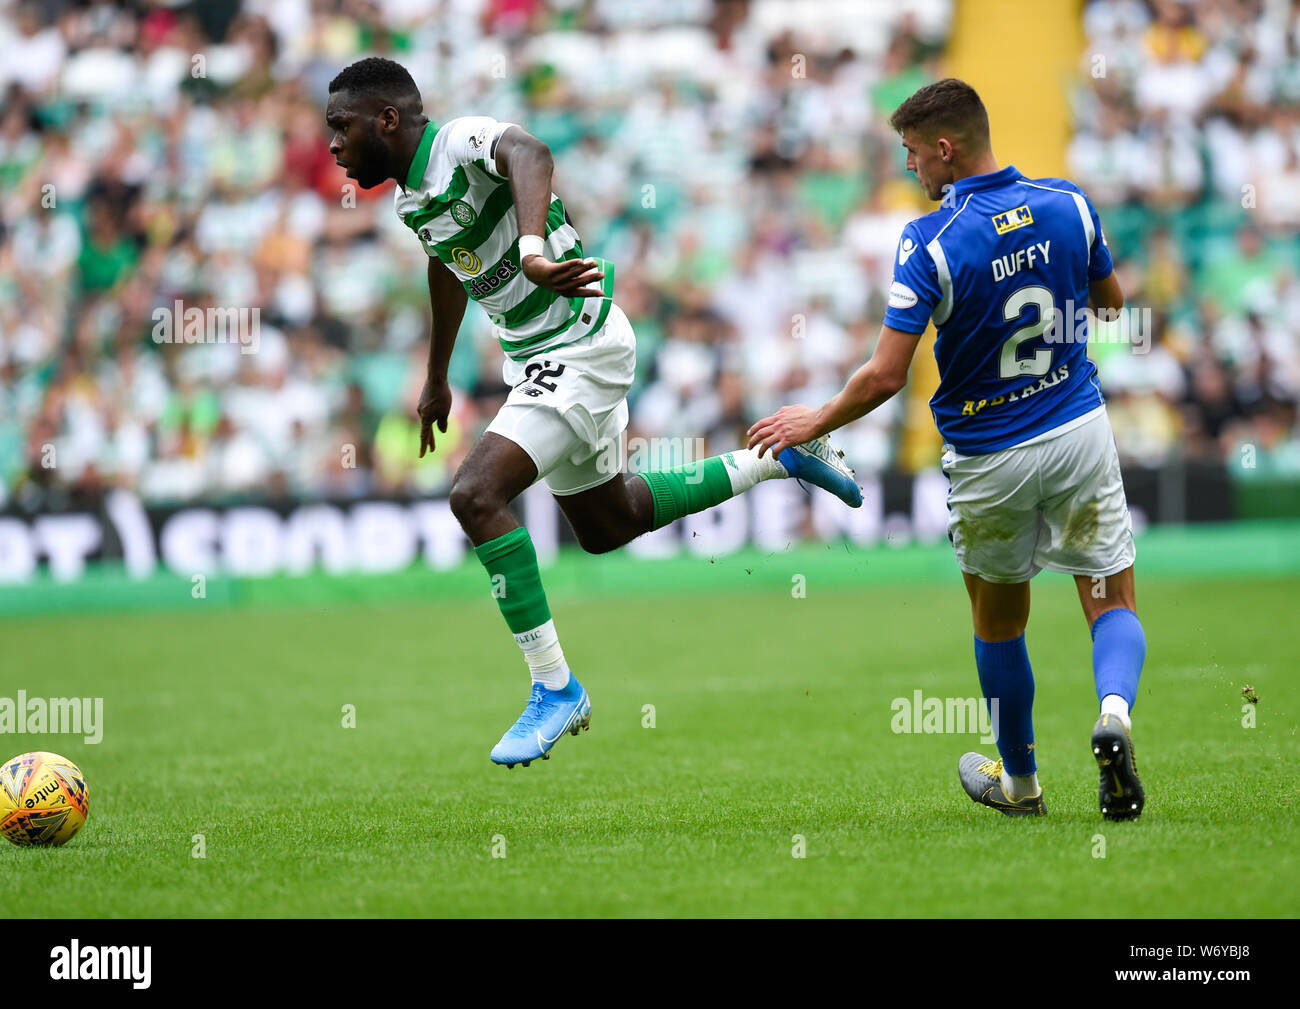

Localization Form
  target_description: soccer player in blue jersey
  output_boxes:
[748,79,1146,820]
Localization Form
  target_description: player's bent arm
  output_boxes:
[493,126,553,240]
[494,126,604,299]
[815,325,924,432]
[426,258,468,382]
[1089,270,1124,315]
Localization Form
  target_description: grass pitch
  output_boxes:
[1,562,1296,918]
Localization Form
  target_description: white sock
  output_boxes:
[1101,693,1131,729]
[720,448,786,494]
[1002,770,1040,800]
[515,619,571,690]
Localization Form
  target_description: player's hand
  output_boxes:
[521,254,605,299]
[747,405,822,458]
[418,376,452,458]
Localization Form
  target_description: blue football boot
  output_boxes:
[490,676,591,768]
[777,435,863,508]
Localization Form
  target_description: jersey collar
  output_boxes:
[949,164,1022,197]
[401,121,438,192]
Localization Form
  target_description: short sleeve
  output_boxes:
[440,116,517,177]
[1083,192,1114,281]
[882,222,942,334]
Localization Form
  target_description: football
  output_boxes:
[0,751,89,847]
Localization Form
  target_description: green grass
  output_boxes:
[0,570,1296,917]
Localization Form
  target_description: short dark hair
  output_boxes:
[889,78,989,149]
[328,57,421,111]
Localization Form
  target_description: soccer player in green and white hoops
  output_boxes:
[326,57,862,768]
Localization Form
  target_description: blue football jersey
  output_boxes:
[883,164,1114,455]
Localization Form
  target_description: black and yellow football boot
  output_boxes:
[1091,713,1144,820]
[958,752,1047,816]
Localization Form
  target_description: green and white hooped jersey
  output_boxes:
[394,117,614,360]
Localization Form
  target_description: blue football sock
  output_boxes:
[1091,607,1145,710]
[974,633,1036,776]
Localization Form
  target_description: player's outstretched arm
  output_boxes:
[747,324,923,458]
[494,126,604,299]
[418,259,469,458]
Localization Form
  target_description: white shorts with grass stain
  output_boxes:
[941,406,1136,583]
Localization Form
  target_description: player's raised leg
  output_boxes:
[956,573,1046,816]
[1076,567,1146,819]
[640,439,863,524]
[553,442,860,554]
[448,433,590,768]
[551,467,653,554]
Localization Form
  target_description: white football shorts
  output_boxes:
[484,302,636,496]
[941,406,1136,583]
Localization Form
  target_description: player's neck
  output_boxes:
[951,151,1000,186]
[392,116,431,184]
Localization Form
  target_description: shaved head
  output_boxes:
[325,57,427,190]
[328,57,423,117]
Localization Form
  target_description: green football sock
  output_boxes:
[473,526,552,634]
[637,449,782,530]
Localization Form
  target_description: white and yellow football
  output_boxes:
[0,751,89,846]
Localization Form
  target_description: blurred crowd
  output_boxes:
[0,0,952,509]
[1072,0,1300,475]
[1,0,1296,514]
